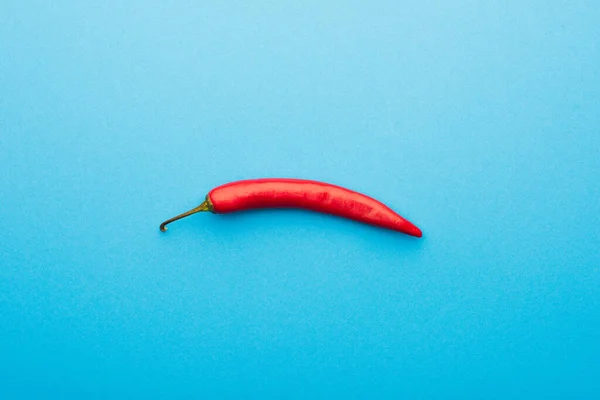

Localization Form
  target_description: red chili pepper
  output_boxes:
[159,178,422,237]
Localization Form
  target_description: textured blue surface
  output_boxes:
[1,1,600,398]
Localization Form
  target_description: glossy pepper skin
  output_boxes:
[160,178,422,237]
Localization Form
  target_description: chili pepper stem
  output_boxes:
[159,198,212,232]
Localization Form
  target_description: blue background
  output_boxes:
[1,1,599,398]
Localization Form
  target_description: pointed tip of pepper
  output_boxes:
[403,222,422,238]
[411,227,423,238]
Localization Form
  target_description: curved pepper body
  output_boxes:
[208,178,422,237]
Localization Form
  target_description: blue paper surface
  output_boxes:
[1,1,599,398]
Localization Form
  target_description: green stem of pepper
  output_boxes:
[159,197,213,232]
